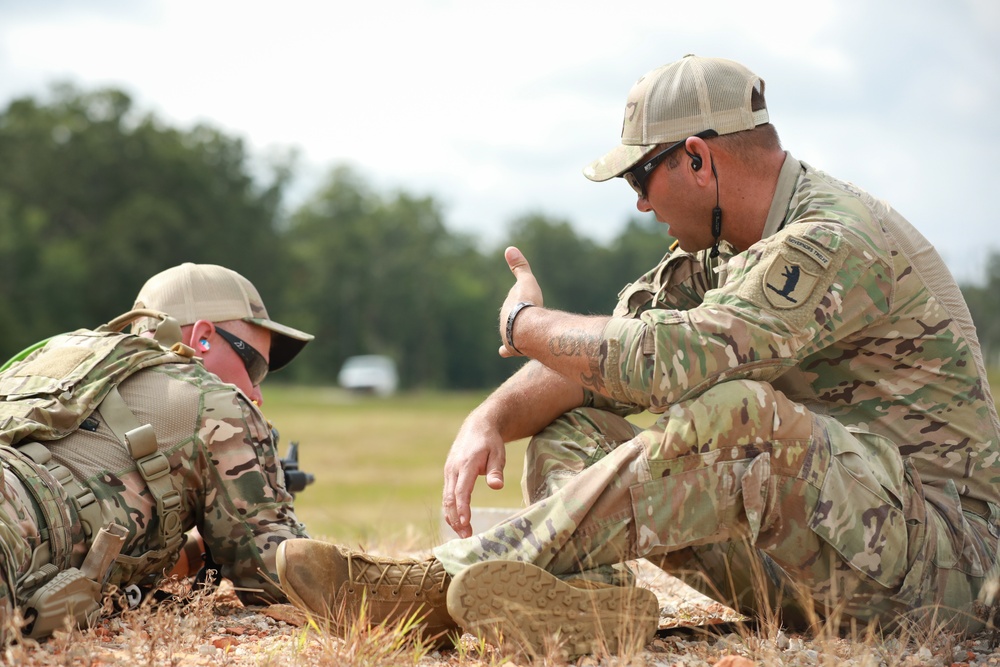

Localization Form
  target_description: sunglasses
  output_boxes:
[622,129,719,198]
[215,326,269,386]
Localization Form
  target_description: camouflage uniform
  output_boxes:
[0,329,308,619]
[435,154,1000,632]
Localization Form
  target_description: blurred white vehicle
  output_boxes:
[337,355,398,396]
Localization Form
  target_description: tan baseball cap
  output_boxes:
[133,263,314,372]
[584,55,770,182]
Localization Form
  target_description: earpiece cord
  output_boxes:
[710,159,722,259]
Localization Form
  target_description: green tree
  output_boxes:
[962,252,1000,368]
[603,215,676,296]
[283,166,509,388]
[0,84,294,361]
[502,213,605,314]
[502,213,675,316]
[0,83,707,389]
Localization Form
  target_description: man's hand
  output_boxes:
[441,247,592,540]
[499,247,543,358]
[441,247,540,539]
[442,417,506,539]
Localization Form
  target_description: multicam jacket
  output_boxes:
[1,329,307,603]
[600,153,1000,514]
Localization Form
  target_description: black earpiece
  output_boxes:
[710,159,722,259]
[685,148,703,171]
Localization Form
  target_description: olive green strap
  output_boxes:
[99,387,183,554]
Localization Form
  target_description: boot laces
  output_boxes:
[346,552,447,596]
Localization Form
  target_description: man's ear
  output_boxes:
[685,136,714,186]
[189,320,216,352]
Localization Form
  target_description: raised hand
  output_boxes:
[498,246,543,358]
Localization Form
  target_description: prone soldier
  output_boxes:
[0,263,313,640]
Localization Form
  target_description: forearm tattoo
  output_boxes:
[548,329,607,392]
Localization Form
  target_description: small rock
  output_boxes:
[775,630,790,650]
[712,657,754,667]
[883,638,902,654]
[263,604,306,626]
[651,638,672,652]
[212,636,239,651]
[854,653,882,667]
[715,632,743,650]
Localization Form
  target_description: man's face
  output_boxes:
[202,321,272,406]
[635,157,716,252]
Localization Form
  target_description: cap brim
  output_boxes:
[245,317,314,373]
[583,143,658,182]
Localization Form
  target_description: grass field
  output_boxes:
[265,372,1000,551]
[260,385,530,550]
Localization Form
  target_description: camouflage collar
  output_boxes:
[761,152,803,240]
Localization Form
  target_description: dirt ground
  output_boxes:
[12,558,1000,667]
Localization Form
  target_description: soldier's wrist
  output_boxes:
[505,302,536,354]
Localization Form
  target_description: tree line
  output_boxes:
[2,85,997,389]
[0,85,670,389]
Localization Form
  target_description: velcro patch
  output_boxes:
[784,236,831,268]
[763,252,822,309]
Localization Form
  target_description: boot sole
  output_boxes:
[446,560,660,659]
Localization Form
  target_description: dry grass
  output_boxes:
[6,385,1000,664]
[5,560,997,667]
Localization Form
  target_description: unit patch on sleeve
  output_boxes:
[760,236,833,309]
[763,255,821,309]
[734,225,848,330]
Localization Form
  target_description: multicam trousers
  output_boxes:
[434,380,997,632]
[0,446,84,624]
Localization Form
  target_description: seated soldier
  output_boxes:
[276,55,1000,659]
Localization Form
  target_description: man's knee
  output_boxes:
[650,380,814,462]
[523,408,640,503]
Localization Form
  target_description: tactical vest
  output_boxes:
[0,310,196,634]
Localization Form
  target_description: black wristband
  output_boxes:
[505,302,535,354]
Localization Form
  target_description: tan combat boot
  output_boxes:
[447,560,660,659]
[276,539,457,645]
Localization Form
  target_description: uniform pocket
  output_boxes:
[808,431,911,588]
[630,460,744,554]
[613,281,656,318]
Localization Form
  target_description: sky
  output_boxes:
[1,0,998,284]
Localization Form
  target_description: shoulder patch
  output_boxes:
[763,252,822,309]
[733,223,851,331]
